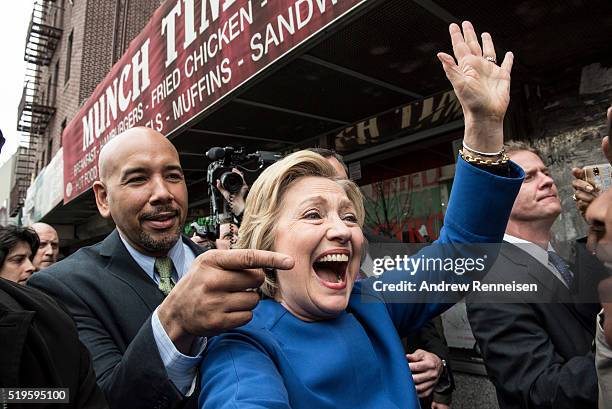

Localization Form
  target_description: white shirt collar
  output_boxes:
[503,233,568,288]
[503,233,554,266]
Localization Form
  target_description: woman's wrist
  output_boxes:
[463,115,504,153]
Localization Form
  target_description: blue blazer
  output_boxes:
[199,158,524,409]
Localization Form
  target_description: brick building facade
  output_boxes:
[35,0,163,180]
[12,0,163,218]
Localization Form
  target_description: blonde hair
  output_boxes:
[505,140,541,157]
[236,150,364,297]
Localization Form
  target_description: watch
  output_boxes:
[435,359,454,394]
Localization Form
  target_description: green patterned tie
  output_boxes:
[155,257,175,296]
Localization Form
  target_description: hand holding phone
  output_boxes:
[572,167,598,217]
[584,164,612,193]
[603,106,612,164]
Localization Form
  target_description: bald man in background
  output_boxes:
[31,222,60,270]
[29,127,293,409]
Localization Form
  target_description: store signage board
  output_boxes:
[62,0,368,203]
[23,148,64,224]
[332,89,463,154]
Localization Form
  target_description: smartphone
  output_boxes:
[584,163,612,192]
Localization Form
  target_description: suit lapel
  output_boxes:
[99,230,164,312]
[98,231,206,313]
[502,243,572,302]
[503,242,596,336]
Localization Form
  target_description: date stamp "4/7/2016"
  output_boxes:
[0,388,69,404]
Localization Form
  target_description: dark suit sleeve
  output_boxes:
[405,319,449,360]
[29,271,185,409]
[404,318,454,403]
[74,341,109,409]
[466,300,598,408]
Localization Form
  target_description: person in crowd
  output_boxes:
[31,222,60,271]
[403,317,454,409]
[216,167,249,222]
[198,21,522,408]
[0,276,108,408]
[193,169,247,251]
[215,220,239,250]
[0,225,38,284]
[466,142,606,408]
[313,146,455,408]
[190,231,215,249]
[307,148,349,178]
[572,106,612,218]
[189,218,217,249]
[192,220,238,250]
[581,105,612,408]
[0,227,104,407]
[586,173,612,408]
[28,127,293,409]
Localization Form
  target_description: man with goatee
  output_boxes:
[29,127,293,409]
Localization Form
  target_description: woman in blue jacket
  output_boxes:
[199,21,522,409]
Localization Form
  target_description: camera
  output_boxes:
[206,146,281,225]
[219,171,245,195]
[190,221,218,241]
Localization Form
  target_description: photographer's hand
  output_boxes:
[191,232,210,248]
[217,168,248,216]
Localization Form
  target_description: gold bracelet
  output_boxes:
[459,149,509,167]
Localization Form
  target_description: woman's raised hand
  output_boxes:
[437,21,514,153]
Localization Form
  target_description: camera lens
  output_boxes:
[220,172,244,194]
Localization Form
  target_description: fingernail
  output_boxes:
[586,185,594,192]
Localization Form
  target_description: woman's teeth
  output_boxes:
[317,254,349,262]
[313,254,349,284]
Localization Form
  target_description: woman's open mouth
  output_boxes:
[312,252,350,290]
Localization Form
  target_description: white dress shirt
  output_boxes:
[503,233,570,288]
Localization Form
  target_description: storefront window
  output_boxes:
[361,164,454,243]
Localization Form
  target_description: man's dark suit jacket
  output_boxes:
[0,277,107,409]
[28,230,205,409]
[466,242,604,409]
